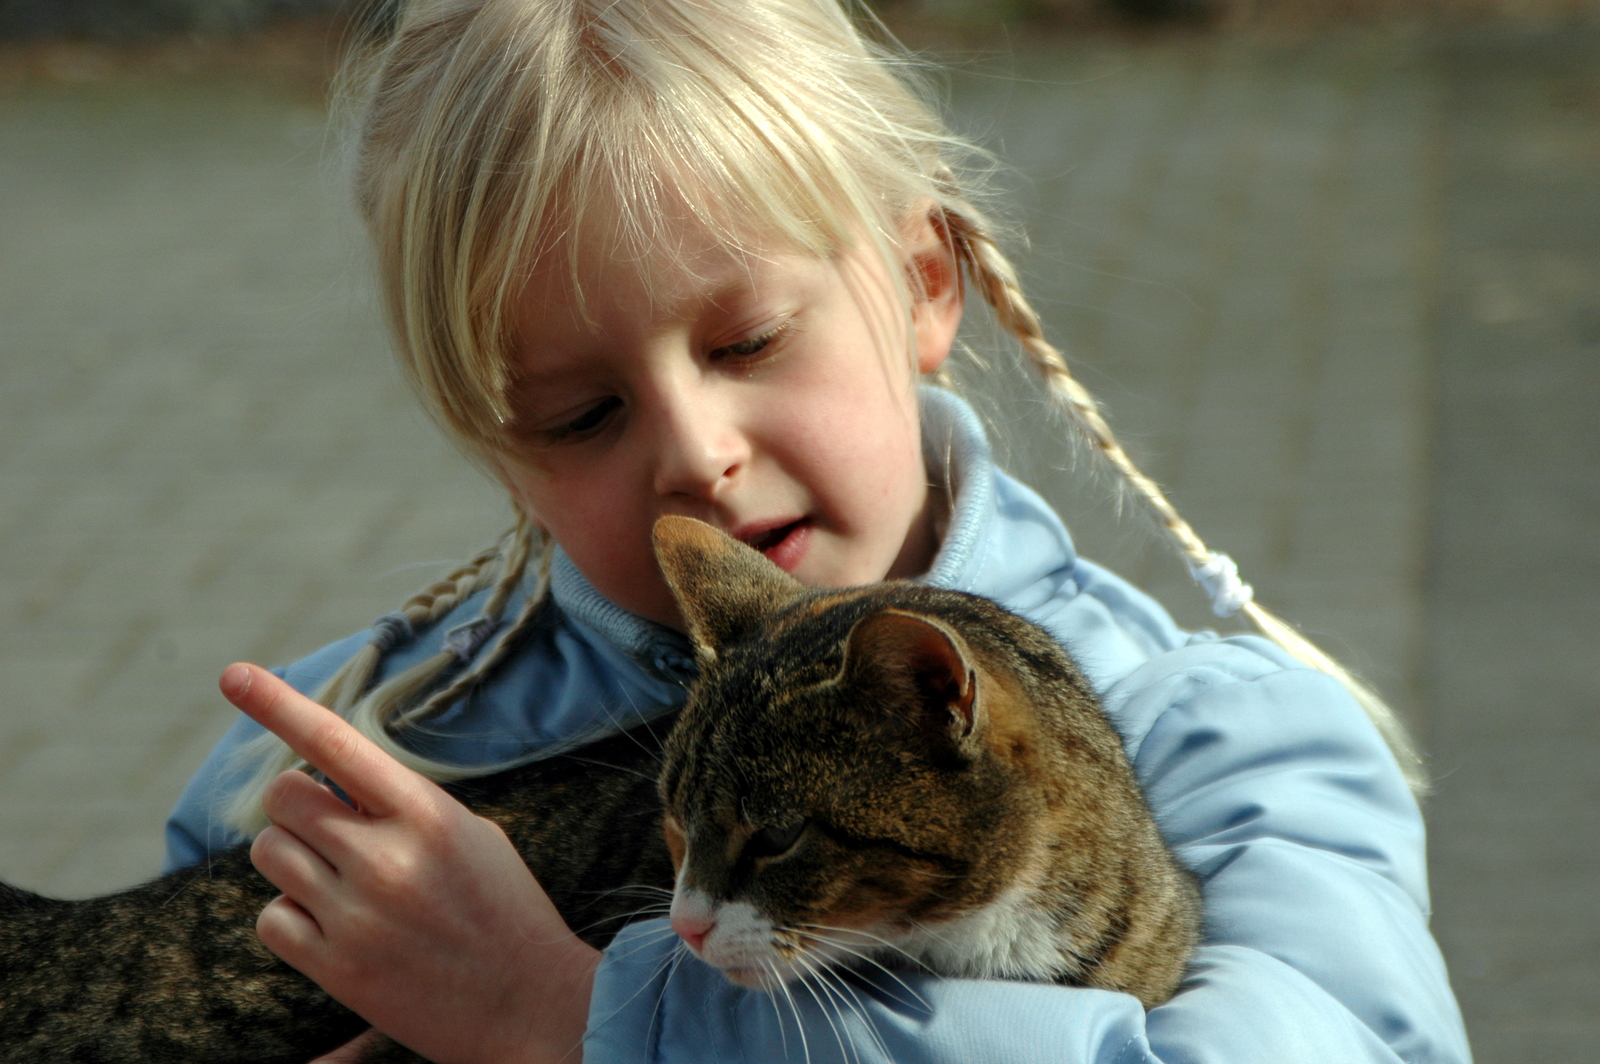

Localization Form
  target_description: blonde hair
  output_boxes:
[227,0,1421,833]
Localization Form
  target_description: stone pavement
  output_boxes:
[1425,26,1600,1064]
[0,82,512,896]
[0,20,1595,1062]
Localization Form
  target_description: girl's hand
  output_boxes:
[219,663,601,1064]
[310,1028,382,1063]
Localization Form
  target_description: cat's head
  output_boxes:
[651,515,1061,989]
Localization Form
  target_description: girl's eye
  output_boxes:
[551,397,621,439]
[744,819,807,861]
[711,324,785,362]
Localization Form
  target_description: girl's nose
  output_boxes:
[651,384,749,499]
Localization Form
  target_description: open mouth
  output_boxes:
[734,518,812,573]
[743,519,804,554]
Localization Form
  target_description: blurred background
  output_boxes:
[0,0,1595,1060]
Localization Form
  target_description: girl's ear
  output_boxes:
[904,208,964,376]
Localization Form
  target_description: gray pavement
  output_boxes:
[1,21,1596,1061]
[1426,26,1600,1063]
[0,81,511,895]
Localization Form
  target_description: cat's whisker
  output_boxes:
[817,964,891,1064]
[606,924,685,964]
[556,754,660,785]
[567,903,673,939]
[807,978,860,1064]
[800,958,870,1064]
[902,917,962,954]
[576,884,675,901]
[759,956,797,1063]
[767,955,814,1064]
[790,953,857,1064]
[158,876,201,905]
[533,894,669,942]
[794,921,930,976]
[792,951,869,1064]
[801,945,884,1064]
[642,946,691,1053]
[584,939,688,1050]
[791,933,930,1013]
[597,900,674,918]
[793,920,909,956]
[598,693,672,772]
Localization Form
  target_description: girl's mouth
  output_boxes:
[739,519,811,572]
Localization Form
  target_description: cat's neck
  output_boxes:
[897,880,1074,982]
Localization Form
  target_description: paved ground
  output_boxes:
[0,80,512,894]
[0,19,1595,1061]
[1424,27,1600,1063]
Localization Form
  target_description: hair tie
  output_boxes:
[443,616,500,662]
[1188,553,1254,617]
[369,612,416,653]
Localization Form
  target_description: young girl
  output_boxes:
[168,0,1470,1061]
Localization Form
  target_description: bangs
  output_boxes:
[356,0,979,454]
[527,80,865,326]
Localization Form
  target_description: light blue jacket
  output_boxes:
[166,389,1470,1064]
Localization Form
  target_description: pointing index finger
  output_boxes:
[220,663,406,819]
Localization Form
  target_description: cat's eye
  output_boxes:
[744,819,807,861]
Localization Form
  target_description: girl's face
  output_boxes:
[496,211,963,631]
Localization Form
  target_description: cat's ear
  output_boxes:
[653,515,806,656]
[844,609,981,751]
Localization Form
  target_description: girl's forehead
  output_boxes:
[554,217,759,298]
[518,202,826,327]
[519,165,856,315]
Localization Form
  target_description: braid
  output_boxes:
[388,527,554,732]
[345,514,551,765]
[318,534,510,718]
[945,209,1427,795]
[224,515,555,835]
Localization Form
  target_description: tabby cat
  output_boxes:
[0,516,1199,1063]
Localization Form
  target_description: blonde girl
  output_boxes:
[171,1,1469,1061]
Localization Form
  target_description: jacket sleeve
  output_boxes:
[582,640,1470,1064]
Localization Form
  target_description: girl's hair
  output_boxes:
[227,0,1422,833]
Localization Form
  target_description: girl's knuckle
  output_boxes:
[313,719,362,765]
[364,848,422,895]
[261,772,295,815]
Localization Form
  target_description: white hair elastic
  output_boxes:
[1189,552,1255,617]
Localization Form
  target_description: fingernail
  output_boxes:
[220,664,253,701]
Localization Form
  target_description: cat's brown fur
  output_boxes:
[654,516,1200,1006]
[0,517,1198,1063]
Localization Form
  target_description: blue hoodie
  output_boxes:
[166,388,1470,1064]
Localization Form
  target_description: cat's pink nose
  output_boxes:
[672,912,716,953]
